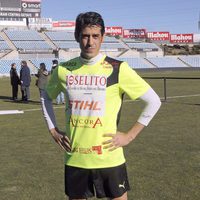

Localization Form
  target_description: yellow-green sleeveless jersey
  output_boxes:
[46,55,150,169]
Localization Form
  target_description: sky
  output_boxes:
[41,0,200,34]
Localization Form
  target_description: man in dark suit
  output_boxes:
[20,60,31,102]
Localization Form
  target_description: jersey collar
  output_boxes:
[80,53,104,66]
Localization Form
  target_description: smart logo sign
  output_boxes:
[0,0,41,18]
[21,0,41,17]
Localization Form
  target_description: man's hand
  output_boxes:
[50,127,71,152]
[102,132,132,151]
[102,122,145,151]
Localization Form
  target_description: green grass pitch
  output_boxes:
[0,69,200,200]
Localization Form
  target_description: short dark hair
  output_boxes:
[74,11,105,42]
[11,63,16,67]
[40,62,46,71]
[52,59,58,65]
[21,60,27,66]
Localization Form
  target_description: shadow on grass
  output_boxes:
[0,95,11,100]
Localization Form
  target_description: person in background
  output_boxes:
[41,12,161,200]
[10,63,20,101]
[51,59,65,104]
[20,60,31,102]
[35,62,49,95]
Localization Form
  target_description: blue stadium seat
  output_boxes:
[126,42,161,51]
[53,41,79,50]
[179,56,200,67]
[120,57,153,69]
[0,59,21,75]
[45,31,75,41]
[147,57,188,68]
[30,58,65,72]
[4,30,43,41]
[0,41,10,50]
[101,43,126,51]
[13,41,52,51]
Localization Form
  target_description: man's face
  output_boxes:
[78,25,104,59]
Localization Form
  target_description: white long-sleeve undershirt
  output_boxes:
[137,87,161,126]
[40,90,57,130]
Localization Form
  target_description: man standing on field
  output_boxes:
[41,11,161,200]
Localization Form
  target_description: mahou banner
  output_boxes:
[170,34,193,43]
[147,32,170,40]
[105,26,123,36]
[123,29,146,38]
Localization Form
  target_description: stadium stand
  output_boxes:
[12,41,52,51]
[44,31,79,51]
[146,57,188,68]
[0,29,200,76]
[125,42,161,51]
[178,56,200,67]
[44,31,126,52]
[120,57,154,69]
[4,30,42,41]
[3,30,53,52]
[30,58,65,72]
[102,36,127,50]
[53,41,79,50]
[0,59,21,75]
[104,36,120,42]
[0,35,10,51]
[101,43,126,51]
[45,31,75,41]
[0,41,10,51]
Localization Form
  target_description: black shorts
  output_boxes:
[65,163,130,199]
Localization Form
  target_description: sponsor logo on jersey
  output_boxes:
[101,60,120,68]
[67,75,107,87]
[69,117,102,128]
[69,100,101,111]
[72,145,102,154]
[101,61,112,68]
[62,61,77,67]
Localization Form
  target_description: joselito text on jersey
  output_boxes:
[67,75,107,87]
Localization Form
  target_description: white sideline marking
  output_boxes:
[23,106,64,112]
[0,110,24,115]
